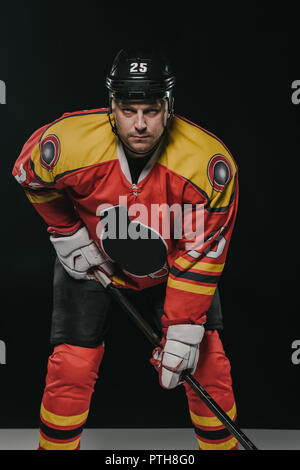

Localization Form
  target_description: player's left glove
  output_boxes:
[150,324,205,389]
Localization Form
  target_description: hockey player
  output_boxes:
[12,48,239,450]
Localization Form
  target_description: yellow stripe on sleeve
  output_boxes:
[175,257,224,273]
[25,191,63,204]
[167,277,216,295]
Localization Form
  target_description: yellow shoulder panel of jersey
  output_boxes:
[160,115,237,206]
[30,110,117,184]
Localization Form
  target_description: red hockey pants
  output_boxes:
[38,330,237,450]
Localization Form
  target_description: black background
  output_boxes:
[0,1,299,430]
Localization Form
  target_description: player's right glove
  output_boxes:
[50,226,114,280]
[150,323,205,389]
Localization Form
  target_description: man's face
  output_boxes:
[113,98,169,157]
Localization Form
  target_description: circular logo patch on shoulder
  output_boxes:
[40,134,60,171]
[207,154,232,192]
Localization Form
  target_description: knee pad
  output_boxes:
[46,343,105,387]
[43,343,105,417]
[193,330,232,389]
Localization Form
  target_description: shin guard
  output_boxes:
[184,330,238,450]
[38,343,104,450]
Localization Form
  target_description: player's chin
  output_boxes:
[128,141,155,155]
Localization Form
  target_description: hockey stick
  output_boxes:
[93,269,258,451]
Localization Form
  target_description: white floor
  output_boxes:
[0,428,299,450]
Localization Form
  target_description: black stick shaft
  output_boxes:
[107,283,258,451]
[182,373,257,450]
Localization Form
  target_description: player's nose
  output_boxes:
[134,110,147,132]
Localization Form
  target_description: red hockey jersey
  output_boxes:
[12,108,238,327]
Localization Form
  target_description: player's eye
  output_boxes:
[146,109,159,115]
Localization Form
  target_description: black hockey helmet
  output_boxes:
[105,48,176,115]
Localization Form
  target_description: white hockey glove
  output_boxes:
[50,226,114,280]
[150,324,205,389]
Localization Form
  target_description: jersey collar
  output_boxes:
[117,136,165,185]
